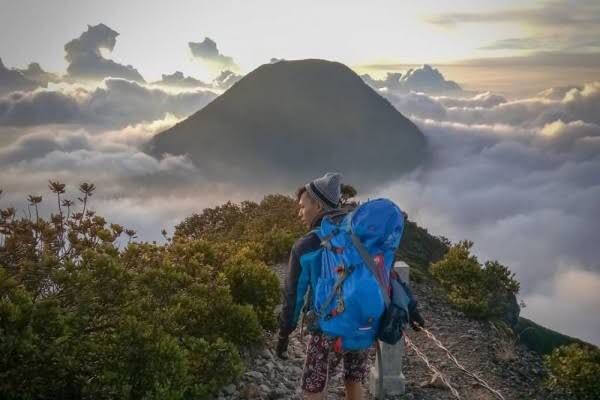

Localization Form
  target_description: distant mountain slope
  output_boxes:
[516,317,592,355]
[148,59,428,190]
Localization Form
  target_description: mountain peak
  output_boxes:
[149,58,428,190]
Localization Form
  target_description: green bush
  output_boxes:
[430,240,519,319]
[544,343,600,399]
[183,337,243,398]
[85,317,188,400]
[224,257,281,331]
[174,194,305,265]
[0,182,271,400]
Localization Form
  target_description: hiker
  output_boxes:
[276,172,368,400]
[277,172,426,400]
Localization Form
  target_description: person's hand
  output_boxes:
[276,335,289,359]
[409,307,425,331]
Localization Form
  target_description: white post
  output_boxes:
[368,261,409,399]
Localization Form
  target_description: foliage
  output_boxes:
[0,182,272,400]
[174,194,305,265]
[396,217,449,274]
[430,240,520,320]
[544,343,600,399]
[174,186,359,266]
[224,257,281,331]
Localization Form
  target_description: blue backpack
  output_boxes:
[310,198,412,351]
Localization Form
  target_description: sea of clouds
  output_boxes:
[372,81,600,345]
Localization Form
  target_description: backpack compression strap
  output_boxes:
[350,233,391,307]
[317,265,354,319]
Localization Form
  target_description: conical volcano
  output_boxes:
[148,59,428,189]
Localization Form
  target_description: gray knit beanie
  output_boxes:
[305,172,343,210]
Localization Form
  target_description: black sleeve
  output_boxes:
[278,243,301,337]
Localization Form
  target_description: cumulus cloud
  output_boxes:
[0,58,41,95]
[65,24,145,82]
[382,81,600,128]
[368,81,600,344]
[362,65,461,94]
[188,37,238,72]
[434,92,507,108]
[0,115,204,203]
[444,82,600,127]
[18,62,61,86]
[0,78,217,127]
[212,70,243,90]
[383,91,447,120]
[361,72,403,90]
[152,71,210,89]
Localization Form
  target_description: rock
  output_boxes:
[419,373,451,390]
[223,384,236,395]
[244,371,264,381]
[239,383,261,399]
[259,383,271,394]
[261,348,274,360]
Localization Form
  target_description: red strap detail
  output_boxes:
[333,337,343,353]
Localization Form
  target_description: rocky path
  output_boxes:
[210,264,568,400]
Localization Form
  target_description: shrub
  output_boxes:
[224,257,281,331]
[430,240,520,320]
[183,337,244,398]
[544,343,600,399]
[0,182,269,400]
[85,317,188,400]
[174,194,305,265]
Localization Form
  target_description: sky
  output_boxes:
[1,0,599,344]
[1,0,600,88]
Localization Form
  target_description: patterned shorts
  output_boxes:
[301,332,369,393]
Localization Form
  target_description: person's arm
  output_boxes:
[276,243,301,359]
[398,277,425,330]
[279,243,302,338]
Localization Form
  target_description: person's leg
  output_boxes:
[301,333,331,399]
[342,349,369,400]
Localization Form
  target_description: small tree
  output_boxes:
[430,240,520,320]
